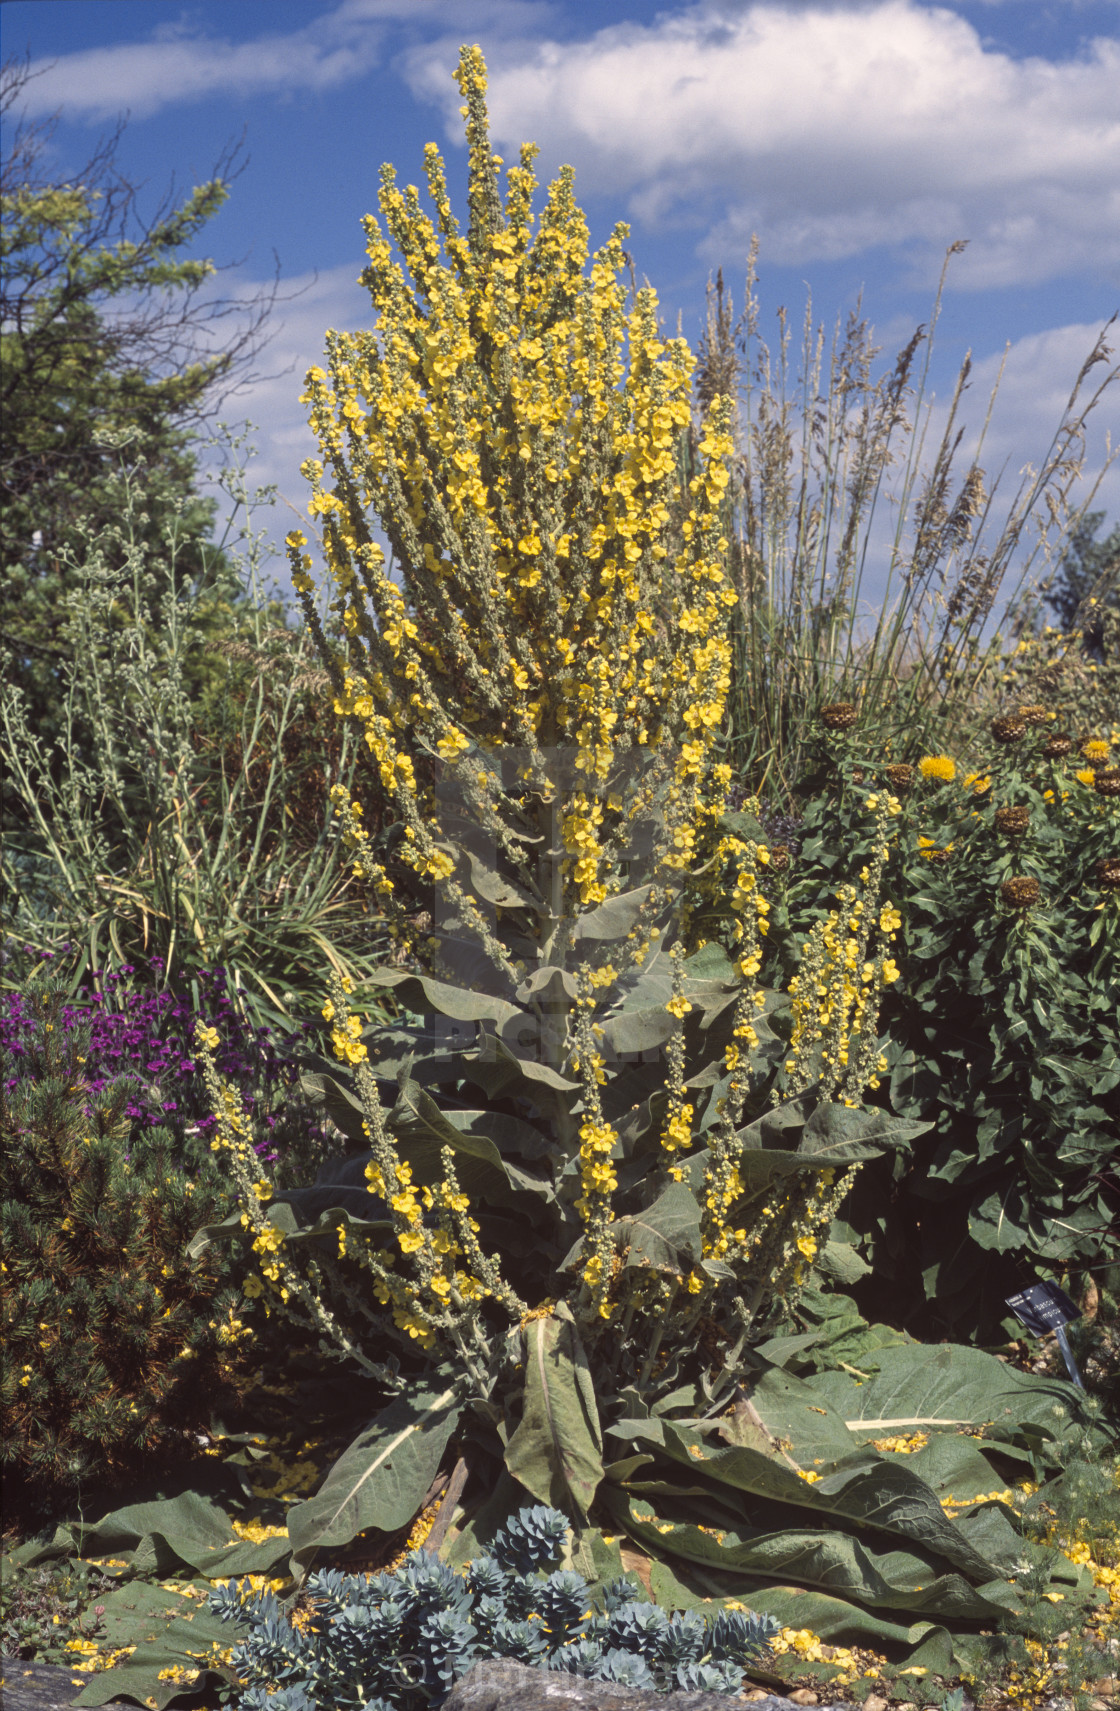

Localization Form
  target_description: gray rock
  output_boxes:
[442,1657,855,1711]
[0,1659,218,1711]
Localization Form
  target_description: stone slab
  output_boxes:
[443,1658,856,1711]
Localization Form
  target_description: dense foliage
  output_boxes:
[0,980,251,1508]
[777,710,1120,1338]
[0,58,271,750]
[1043,507,1120,660]
[0,438,392,1030]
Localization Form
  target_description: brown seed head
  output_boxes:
[995,805,1030,836]
[1001,876,1041,909]
[1095,856,1120,891]
[769,844,790,872]
[1015,704,1051,728]
[1094,769,1120,798]
[1043,735,1074,759]
[991,715,1026,745]
[885,763,914,793]
[822,702,858,731]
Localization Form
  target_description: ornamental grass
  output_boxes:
[699,253,1117,808]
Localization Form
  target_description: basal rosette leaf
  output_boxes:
[287,1369,463,1574]
[601,1485,1018,1622]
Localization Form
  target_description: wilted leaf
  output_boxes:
[504,1312,604,1520]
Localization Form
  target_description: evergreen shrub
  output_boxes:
[0,979,253,1510]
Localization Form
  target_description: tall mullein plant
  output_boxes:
[198,49,923,1540]
[287,47,743,1299]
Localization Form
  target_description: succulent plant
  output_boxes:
[211,1505,778,1708]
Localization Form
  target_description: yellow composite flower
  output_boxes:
[919,754,956,782]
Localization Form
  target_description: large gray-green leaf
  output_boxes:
[609,1182,707,1276]
[368,969,521,1028]
[515,965,579,1004]
[648,1555,957,1661]
[70,1582,237,1709]
[466,849,537,910]
[26,1491,291,1580]
[603,1487,1015,1620]
[800,1342,1088,1446]
[613,1415,998,1582]
[598,1004,679,1058]
[287,1371,462,1574]
[389,1081,556,1214]
[574,887,654,941]
[816,1240,872,1284]
[488,1029,581,1091]
[504,1311,604,1520]
[734,1099,929,1191]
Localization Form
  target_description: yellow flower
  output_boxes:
[796,1234,817,1259]
[1075,767,1098,786]
[881,958,901,984]
[665,993,692,1019]
[919,754,956,782]
[879,904,901,934]
[1081,738,1111,762]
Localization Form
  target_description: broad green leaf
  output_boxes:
[734,1099,928,1190]
[299,1065,365,1139]
[390,1080,555,1211]
[682,941,737,981]
[488,1029,581,1090]
[801,1343,1090,1446]
[603,1487,1013,1620]
[648,1556,953,1658]
[515,965,580,1003]
[70,1581,235,1708]
[504,1311,604,1520]
[466,848,537,910]
[654,1417,998,1582]
[574,886,654,941]
[598,1004,679,1057]
[716,810,768,845]
[368,969,521,1028]
[287,1371,462,1574]
[816,1240,872,1284]
[35,1492,291,1581]
[969,1183,1030,1252]
[73,1645,227,1710]
[608,1182,706,1276]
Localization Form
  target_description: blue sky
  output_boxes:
[4,0,1118,598]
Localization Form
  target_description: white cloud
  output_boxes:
[22,27,380,123]
[19,0,557,123]
[404,0,1120,290]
